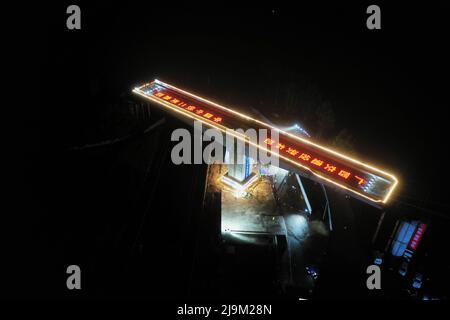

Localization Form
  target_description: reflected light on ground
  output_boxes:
[284,214,309,240]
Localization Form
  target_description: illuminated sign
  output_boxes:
[408,223,427,251]
[133,79,399,205]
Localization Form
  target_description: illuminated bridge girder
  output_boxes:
[132,79,398,208]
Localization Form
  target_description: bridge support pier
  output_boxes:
[220,144,259,197]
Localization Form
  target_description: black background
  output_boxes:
[12,1,450,303]
[40,2,450,204]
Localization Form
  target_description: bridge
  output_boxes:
[133,79,398,207]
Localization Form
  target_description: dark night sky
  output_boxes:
[5,0,448,301]
[40,2,450,210]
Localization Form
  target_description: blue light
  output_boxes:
[283,122,310,137]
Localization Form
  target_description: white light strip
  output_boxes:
[220,173,259,192]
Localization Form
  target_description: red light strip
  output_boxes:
[153,91,224,124]
[263,137,364,187]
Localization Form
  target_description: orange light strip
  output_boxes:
[133,80,399,204]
